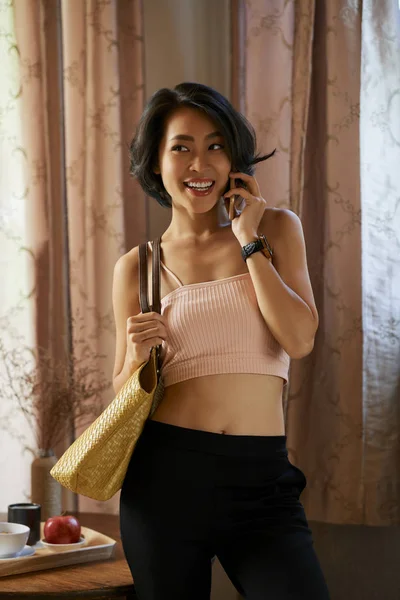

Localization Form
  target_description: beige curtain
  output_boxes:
[61,0,145,514]
[9,0,145,515]
[237,0,400,525]
[0,2,37,509]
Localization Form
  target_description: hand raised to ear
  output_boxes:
[224,172,268,239]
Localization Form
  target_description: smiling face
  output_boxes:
[154,107,231,213]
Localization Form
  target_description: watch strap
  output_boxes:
[241,234,273,262]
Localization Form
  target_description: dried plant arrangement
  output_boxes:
[0,328,111,455]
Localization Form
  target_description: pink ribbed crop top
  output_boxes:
[147,242,290,388]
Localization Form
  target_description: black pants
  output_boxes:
[120,420,330,599]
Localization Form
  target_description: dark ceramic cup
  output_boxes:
[8,503,41,546]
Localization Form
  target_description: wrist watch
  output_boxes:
[241,234,274,262]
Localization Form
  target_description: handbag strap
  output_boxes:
[138,237,162,313]
[138,237,162,375]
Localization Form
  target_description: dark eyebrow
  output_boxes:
[169,131,223,142]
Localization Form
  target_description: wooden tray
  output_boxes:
[0,522,116,578]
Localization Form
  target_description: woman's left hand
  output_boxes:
[224,172,268,241]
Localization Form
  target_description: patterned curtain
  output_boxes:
[0,0,145,515]
[234,0,400,525]
[60,0,145,515]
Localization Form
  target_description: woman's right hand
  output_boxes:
[126,311,168,368]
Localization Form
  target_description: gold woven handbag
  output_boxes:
[50,238,165,501]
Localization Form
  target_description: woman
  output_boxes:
[113,82,330,599]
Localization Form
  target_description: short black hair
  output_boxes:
[129,82,276,208]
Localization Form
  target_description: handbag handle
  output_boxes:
[138,237,161,313]
[138,237,162,375]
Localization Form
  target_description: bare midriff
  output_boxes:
[149,373,286,436]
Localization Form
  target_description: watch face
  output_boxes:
[260,235,273,258]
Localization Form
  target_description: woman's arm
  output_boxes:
[237,209,319,359]
[112,249,144,395]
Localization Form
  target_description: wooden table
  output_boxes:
[0,512,136,599]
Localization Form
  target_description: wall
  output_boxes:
[143,0,231,243]
[311,521,400,599]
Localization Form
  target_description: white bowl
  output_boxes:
[0,522,30,558]
[40,536,86,553]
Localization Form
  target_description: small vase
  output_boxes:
[31,449,62,521]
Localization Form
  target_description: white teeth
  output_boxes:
[186,182,213,189]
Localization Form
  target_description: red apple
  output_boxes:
[44,514,81,544]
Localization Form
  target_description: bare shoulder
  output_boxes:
[260,207,302,247]
[112,243,147,307]
[113,245,139,282]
